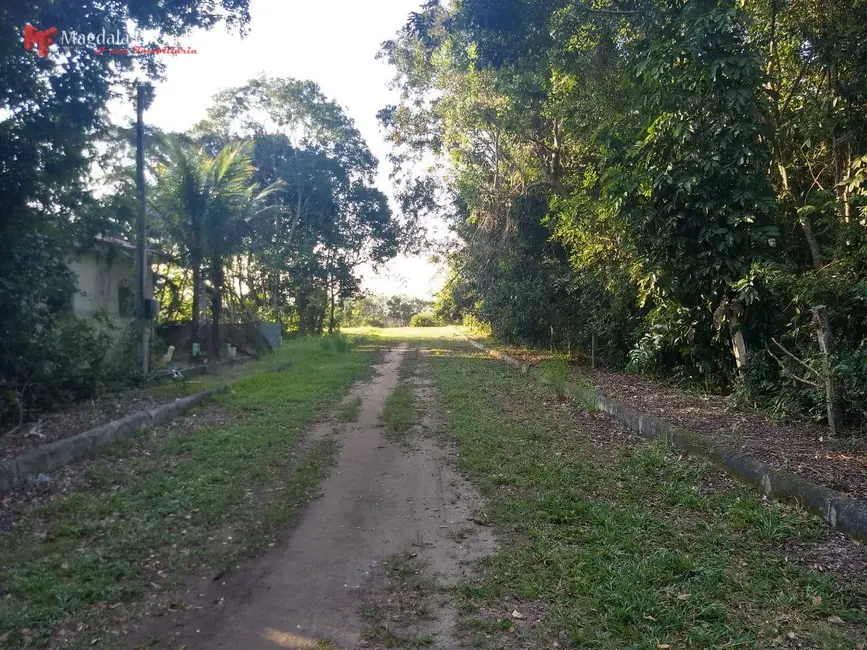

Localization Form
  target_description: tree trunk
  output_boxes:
[315,302,326,335]
[297,293,309,335]
[209,258,224,362]
[190,253,202,358]
[812,305,840,436]
[327,273,337,335]
[591,333,597,370]
[729,317,748,374]
[777,162,824,271]
[329,293,336,334]
[798,211,824,271]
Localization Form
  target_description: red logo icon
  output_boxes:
[23,24,58,57]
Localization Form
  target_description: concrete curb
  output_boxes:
[459,332,867,543]
[458,332,531,374]
[0,386,228,494]
[151,356,252,383]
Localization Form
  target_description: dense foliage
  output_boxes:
[0,0,252,426]
[187,76,400,336]
[340,294,432,327]
[1,3,402,425]
[381,0,867,428]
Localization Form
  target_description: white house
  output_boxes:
[67,236,166,327]
[67,236,136,326]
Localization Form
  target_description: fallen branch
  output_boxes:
[771,338,820,376]
[766,346,822,389]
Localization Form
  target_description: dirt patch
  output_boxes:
[127,345,495,649]
[780,528,867,586]
[585,369,867,499]
[358,553,448,650]
[0,358,259,462]
[0,391,171,461]
[0,404,238,534]
[458,600,556,650]
[474,338,867,501]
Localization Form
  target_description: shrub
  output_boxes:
[538,357,570,398]
[1,315,113,426]
[409,312,442,328]
[331,334,349,354]
[317,334,351,354]
[462,314,491,337]
[101,319,148,391]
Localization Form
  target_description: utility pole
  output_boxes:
[135,83,151,376]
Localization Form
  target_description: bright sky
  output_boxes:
[114,0,444,301]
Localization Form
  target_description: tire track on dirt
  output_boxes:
[146,344,494,649]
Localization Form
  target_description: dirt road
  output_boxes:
[155,344,493,649]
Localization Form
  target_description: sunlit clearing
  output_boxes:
[343,326,463,341]
[260,627,323,648]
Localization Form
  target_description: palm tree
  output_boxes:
[203,143,282,360]
[154,138,282,361]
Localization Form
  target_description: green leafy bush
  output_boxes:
[409,312,442,327]
[1,315,113,426]
[538,357,570,398]
[331,334,350,354]
[318,334,350,354]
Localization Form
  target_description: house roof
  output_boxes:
[88,234,175,262]
[94,234,136,251]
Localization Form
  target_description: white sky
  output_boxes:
[113,0,445,300]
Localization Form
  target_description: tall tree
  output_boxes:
[195,76,400,334]
[382,0,867,425]
[153,139,280,359]
[1,0,250,421]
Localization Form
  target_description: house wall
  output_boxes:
[67,250,135,325]
[157,322,281,357]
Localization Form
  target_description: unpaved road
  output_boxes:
[150,345,493,649]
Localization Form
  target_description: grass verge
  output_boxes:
[0,336,381,649]
[360,553,438,649]
[429,342,867,650]
[336,396,363,422]
[381,350,420,443]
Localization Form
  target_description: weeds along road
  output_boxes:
[157,342,494,650]
[1,328,865,649]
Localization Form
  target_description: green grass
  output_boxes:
[382,385,416,441]
[336,396,363,422]
[0,336,381,649]
[427,341,867,649]
[361,553,438,649]
[537,356,570,398]
[344,326,460,342]
[146,334,357,400]
[381,350,420,442]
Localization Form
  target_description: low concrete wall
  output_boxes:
[157,322,281,354]
[259,322,282,348]
[0,387,227,493]
[0,353,302,494]
[460,332,867,543]
[459,332,530,374]
[151,356,252,383]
